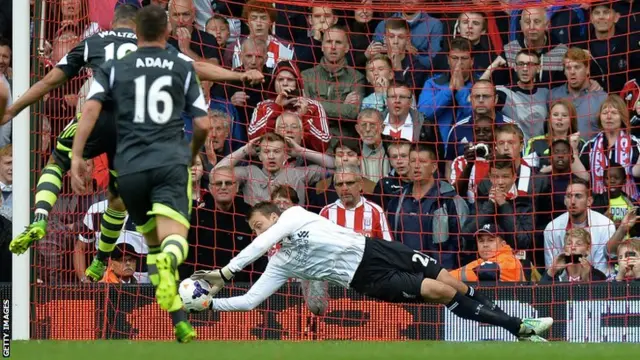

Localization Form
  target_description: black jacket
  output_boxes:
[182,194,266,283]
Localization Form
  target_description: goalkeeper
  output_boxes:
[192,202,553,342]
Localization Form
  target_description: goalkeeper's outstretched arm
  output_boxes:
[209,264,289,311]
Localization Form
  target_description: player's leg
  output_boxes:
[9,129,73,254]
[434,268,507,315]
[414,256,552,341]
[85,148,128,281]
[417,277,548,341]
[117,169,195,343]
[301,280,328,316]
[148,165,195,342]
[85,190,127,281]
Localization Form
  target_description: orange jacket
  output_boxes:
[450,244,525,282]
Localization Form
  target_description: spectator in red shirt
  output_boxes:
[249,60,331,152]
[320,165,393,240]
[450,115,494,204]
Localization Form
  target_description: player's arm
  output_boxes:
[192,207,302,286]
[209,263,289,311]
[193,61,264,85]
[183,64,211,161]
[2,41,86,124]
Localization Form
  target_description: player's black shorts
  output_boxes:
[349,237,443,303]
[53,113,118,194]
[116,165,192,234]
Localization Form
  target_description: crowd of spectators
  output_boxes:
[1,0,640,286]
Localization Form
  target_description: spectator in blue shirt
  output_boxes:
[370,1,443,70]
[387,143,469,270]
[418,38,475,142]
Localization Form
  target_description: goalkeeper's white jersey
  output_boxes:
[212,206,366,311]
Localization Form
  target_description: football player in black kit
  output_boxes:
[5,4,263,284]
[71,4,209,343]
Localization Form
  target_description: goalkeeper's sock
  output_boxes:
[146,245,162,287]
[446,292,521,337]
[160,234,189,269]
[465,286,507,315]
[95,207,127,263]
[34,163,64,221]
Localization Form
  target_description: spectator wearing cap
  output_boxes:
[464,155,536,261]
[544,178,615,276]
[541,228,607,283]
[450,223,526,282]
[101,243,146,284]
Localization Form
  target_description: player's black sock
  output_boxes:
[447,292,521,337]
[95,207,127,263]
[169,307,189,327]
[146,245,162,287]
[465,286,506,315]
[34,164,64,221]
[161,234,189,269]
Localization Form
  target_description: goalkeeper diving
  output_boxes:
[191,201,553,342]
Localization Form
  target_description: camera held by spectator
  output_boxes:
[542,228,607,283]
[615,239,640,282]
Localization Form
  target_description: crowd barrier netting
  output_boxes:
[17,0,640,342]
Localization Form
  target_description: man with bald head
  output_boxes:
[167,0,220,64]
[182,166,265,282]
[503,7,568,86]
[211,37,270,139]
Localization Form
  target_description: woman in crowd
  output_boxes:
[574,94,640,200]
[525,99,584,172]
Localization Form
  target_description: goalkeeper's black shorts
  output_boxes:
[349,237,443,303]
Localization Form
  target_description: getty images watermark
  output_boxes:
[2,298,9,358]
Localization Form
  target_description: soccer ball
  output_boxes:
[179,278,213,312]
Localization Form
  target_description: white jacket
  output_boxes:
[544,209,615,276]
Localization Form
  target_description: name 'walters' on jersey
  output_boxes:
[56,28,138,78]
[87,47,208,175]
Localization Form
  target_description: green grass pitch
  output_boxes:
[9,341,640,360]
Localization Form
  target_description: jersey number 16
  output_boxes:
[133,75,174,124]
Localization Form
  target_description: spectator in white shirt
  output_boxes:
[544,178,615,275]
[320,165,392,241]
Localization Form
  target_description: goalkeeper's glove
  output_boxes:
[191,266,235,297]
